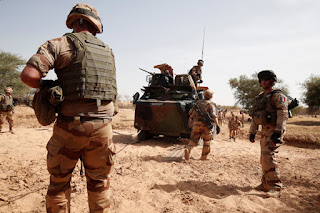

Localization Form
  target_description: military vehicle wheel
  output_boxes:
[138,130,152,141]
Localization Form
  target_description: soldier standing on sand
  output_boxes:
[20,4,117,212]
[218,110,223,127]
[188,59,204,85]
[240,110,245,127]
[249,70,288,198]
[228,115,241,141]
[0,87,14,134]
[185,89,220,160]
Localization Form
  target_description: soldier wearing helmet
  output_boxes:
[185,89,220,160]
[249,70,288,198]
[188,59,204,86]
[0,87,14,133]
[20,3,117,212]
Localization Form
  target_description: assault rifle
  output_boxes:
[193,102,214,130]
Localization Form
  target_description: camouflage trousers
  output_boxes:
[185,121,213,160]
[46,117,116,213]
[260,125,283,191]
[0,110,14,131]
[218,118,223,127]
[228,127,239,140]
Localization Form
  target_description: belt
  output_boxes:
[58,115,106,123]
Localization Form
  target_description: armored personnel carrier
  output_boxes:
[133,63,207,141]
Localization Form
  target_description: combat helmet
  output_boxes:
[198,59,204,66]
[258,70,277,84]
[203,89,213,100]
[66,3,103,33]
[4,87,12,94]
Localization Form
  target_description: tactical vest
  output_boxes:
[55,32,117,102]
[0,94,14,111]
[253,90,281,126]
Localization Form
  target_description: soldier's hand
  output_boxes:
[216,125,220,134]
[249,133,255,143]
[271,132,282,143]
[198,80,203,83]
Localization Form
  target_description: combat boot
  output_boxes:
[200,155,207,160]
[255,184,268,192]
[266,189,281,198]
[9,127,14,134]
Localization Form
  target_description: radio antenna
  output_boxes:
[201,27,206,60]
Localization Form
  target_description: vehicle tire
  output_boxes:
[138,130,152,141]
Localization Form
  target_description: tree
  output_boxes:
[229,72,288,114]
[0,51,30,96]
[301,75,320,112]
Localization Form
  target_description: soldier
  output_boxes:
[185,89,220,160]
[228,115,241,141]
[222,109,227,123]
[188,59,204,85]
[0,87,14,134]
[20,4,117,212]
[218,110,223,127]
[240,110,245,127]
[249,70,288,198]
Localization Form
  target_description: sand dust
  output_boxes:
[0,106,319,212]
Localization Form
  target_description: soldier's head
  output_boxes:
[197,60,204,67]
[203,89,213,100]
[257,70,277,86]
[66,3,103,35]
[4,87,13,95]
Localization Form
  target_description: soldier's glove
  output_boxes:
[271,132,282,144]
[249,133,255,143]
[216,125,220,134]
[198,80,203,83]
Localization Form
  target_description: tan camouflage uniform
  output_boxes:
[27,32,116,212]
[218,110,223,127]
[250,90,288,192]
[188,65,202,84]
[228,116,242,141]
[185,99,217,160]
[0,93,14,132]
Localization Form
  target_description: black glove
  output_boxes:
[249,133,255,143]
[216,125,220,134]
[198,80,203,83]
[271,132,282,143]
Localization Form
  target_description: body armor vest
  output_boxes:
[253,90,279,126]
[1,95,13,111]
[55,32,117,101]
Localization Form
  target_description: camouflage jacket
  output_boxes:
[250,89,288,134]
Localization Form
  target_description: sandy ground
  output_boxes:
[0,106,319,213]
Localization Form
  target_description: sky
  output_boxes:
[0,0,319,105]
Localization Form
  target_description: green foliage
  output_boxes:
[229,72,289,114]
[301,75,320,112]
[0,51,30,96]
[229,73,262,114]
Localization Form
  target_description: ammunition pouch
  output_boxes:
[1,103,13,111]
[253,110,276,126]
[32,85,64,126]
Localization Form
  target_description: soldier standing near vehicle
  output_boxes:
[188,59,204,85]
[20,4,117,212]
[0,87,14,134]
[249,70,288,198]
[185,89,220,160]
